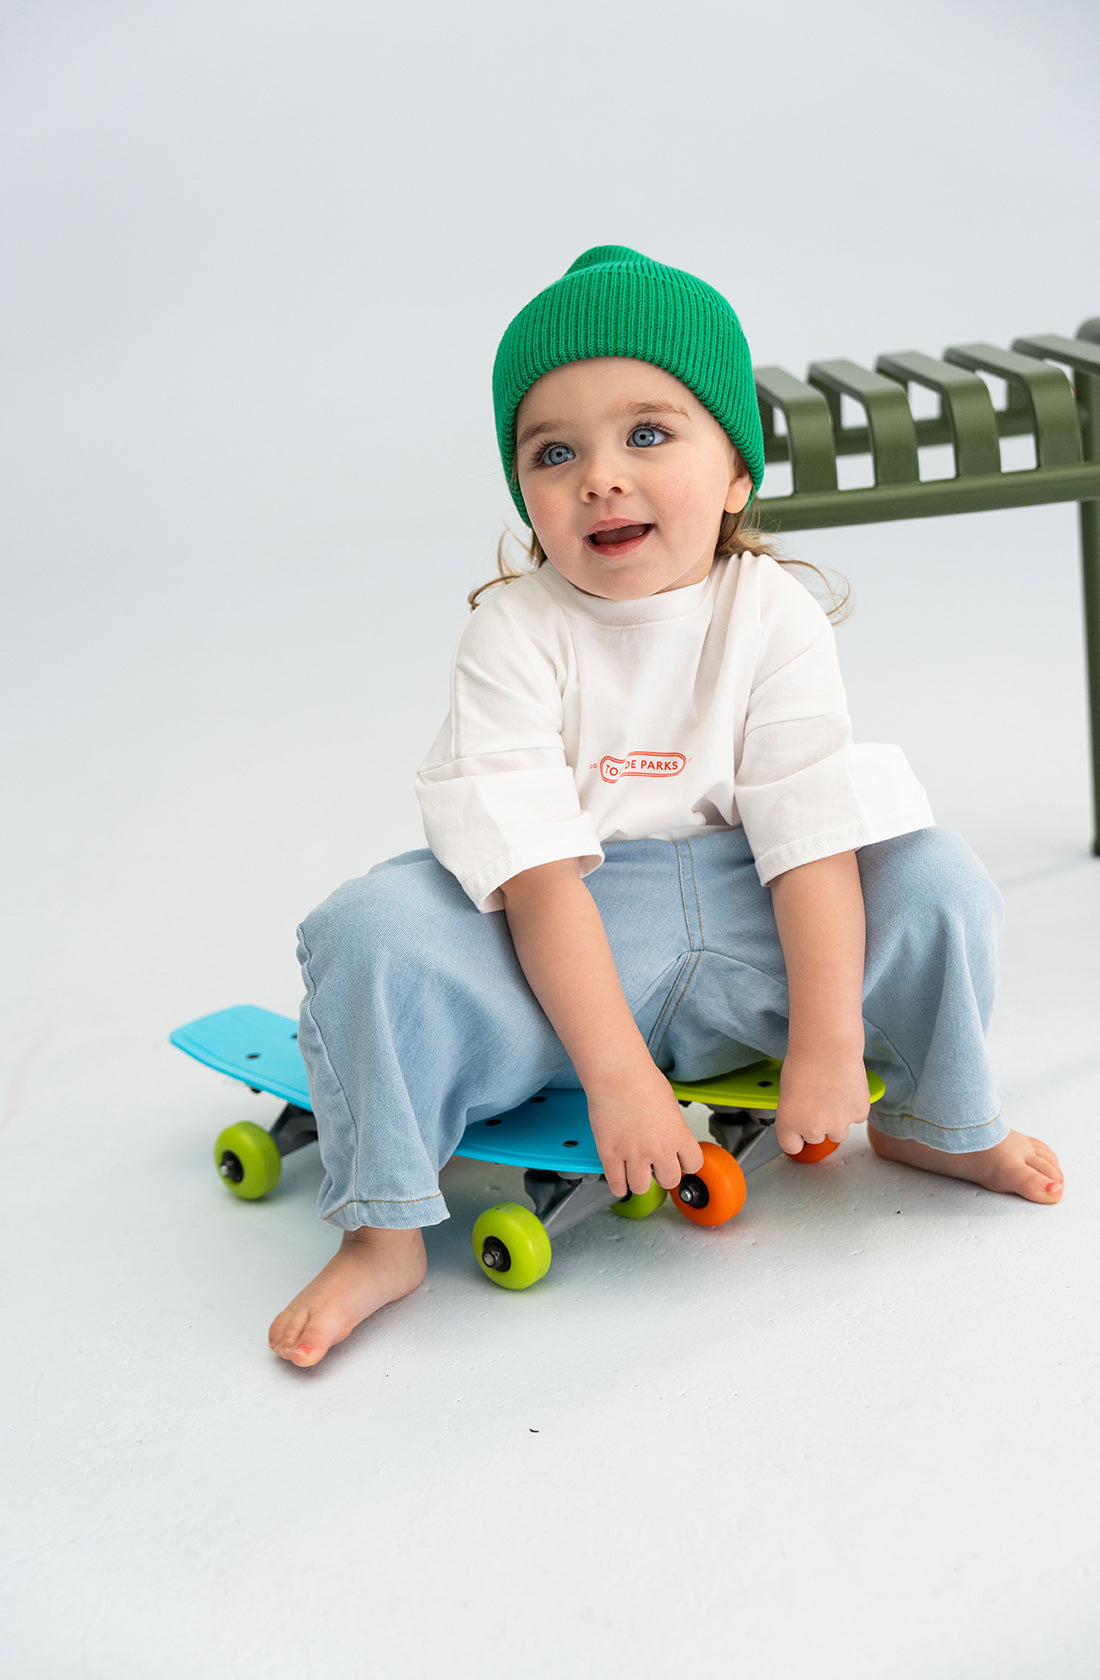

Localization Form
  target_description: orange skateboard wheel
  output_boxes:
[671,1141,748,1227]
[790,1137,840,1164]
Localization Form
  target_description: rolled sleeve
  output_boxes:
[738,742,935,885]
[417,755,604,912]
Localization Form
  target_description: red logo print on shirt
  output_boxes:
[597,752,687,784]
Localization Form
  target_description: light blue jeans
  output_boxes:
[296,827,1007,1231]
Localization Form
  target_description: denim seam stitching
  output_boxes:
[649,951,702,1066]
[684,836,706,947]
[858,1008,918,1098]
[647,846,697,1055]
[297,925,365,1181]
[327,1193,445,1217]
[871,1106,1004,1135]
[650,841,707,1066]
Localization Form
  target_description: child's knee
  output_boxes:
[861,826,1003,938]
[860,832,1002,1023]
[297,854,468,980]
[298,872,407,977]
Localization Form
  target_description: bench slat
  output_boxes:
[875,350,1002,478]
[1011,333,1100,382]
[753,366,838,494]
[943,342,1082,468]
[806,358,921,485]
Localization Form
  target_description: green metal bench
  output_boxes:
[754,320,1100,853]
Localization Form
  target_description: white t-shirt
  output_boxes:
[416,553,933,912]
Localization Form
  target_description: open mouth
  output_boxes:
[585,523,652,553]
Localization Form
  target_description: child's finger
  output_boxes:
[626,1157,657,1196]
[653,1152,687,1190]
[675,1138,704,1178]
[602,1158,629,1198]
[777,1123,815,1155]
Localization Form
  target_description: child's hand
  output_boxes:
[586,1064,705,1198]
[774,1050,870,1157]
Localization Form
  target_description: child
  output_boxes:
[270,246,1063,1368]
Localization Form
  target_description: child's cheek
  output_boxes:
[522,488,555,547]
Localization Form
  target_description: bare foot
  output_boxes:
[868,1124,1064,1204]
[269,1226,427,1367]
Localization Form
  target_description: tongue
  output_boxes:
[591,524,649,545]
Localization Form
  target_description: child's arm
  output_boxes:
[768,849,871,1155]
[500,860,705,1197]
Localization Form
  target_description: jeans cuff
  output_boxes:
[322,1191,449,1231]
[869,1106,1010,1154]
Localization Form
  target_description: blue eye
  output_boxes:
[629,424,670,448]
[540,442,574,467]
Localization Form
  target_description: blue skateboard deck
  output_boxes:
[171,1007,308,1107]
[172,1004,886,1287]
[171,1006,886,1182]
[171,1005,608,1175]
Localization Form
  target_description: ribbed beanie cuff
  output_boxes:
[493,245,764,526]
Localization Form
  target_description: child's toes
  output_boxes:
[1026,1136,1062,1176]
[269,1305,317,1364]
[285,1337,326,1368]
[1020,1159,1063,1203]
[1023,1139,1063,1191]
[270,1299,348,1366]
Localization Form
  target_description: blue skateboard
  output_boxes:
[171,1005,885,1289]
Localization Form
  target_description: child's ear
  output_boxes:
[724,459,754,515]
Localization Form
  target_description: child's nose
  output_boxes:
[580,448,630,500]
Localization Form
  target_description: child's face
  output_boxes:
[515,358,752,600]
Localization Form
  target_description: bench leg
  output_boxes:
[1077,318,1100,857]
[1082,496,1100,856]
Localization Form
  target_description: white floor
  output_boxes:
[5,779,1099,1680]
[4,4,1100,1676]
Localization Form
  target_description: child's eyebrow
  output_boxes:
[516,399,692,452]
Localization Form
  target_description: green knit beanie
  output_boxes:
[493,244,764,527]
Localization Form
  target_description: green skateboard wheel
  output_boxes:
[213,1122,282,1200]
[472,1202,552,1290]
[611,1178,669,1219]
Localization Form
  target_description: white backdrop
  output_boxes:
[3,6,1100,1676]
[4,0,1099,1045]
